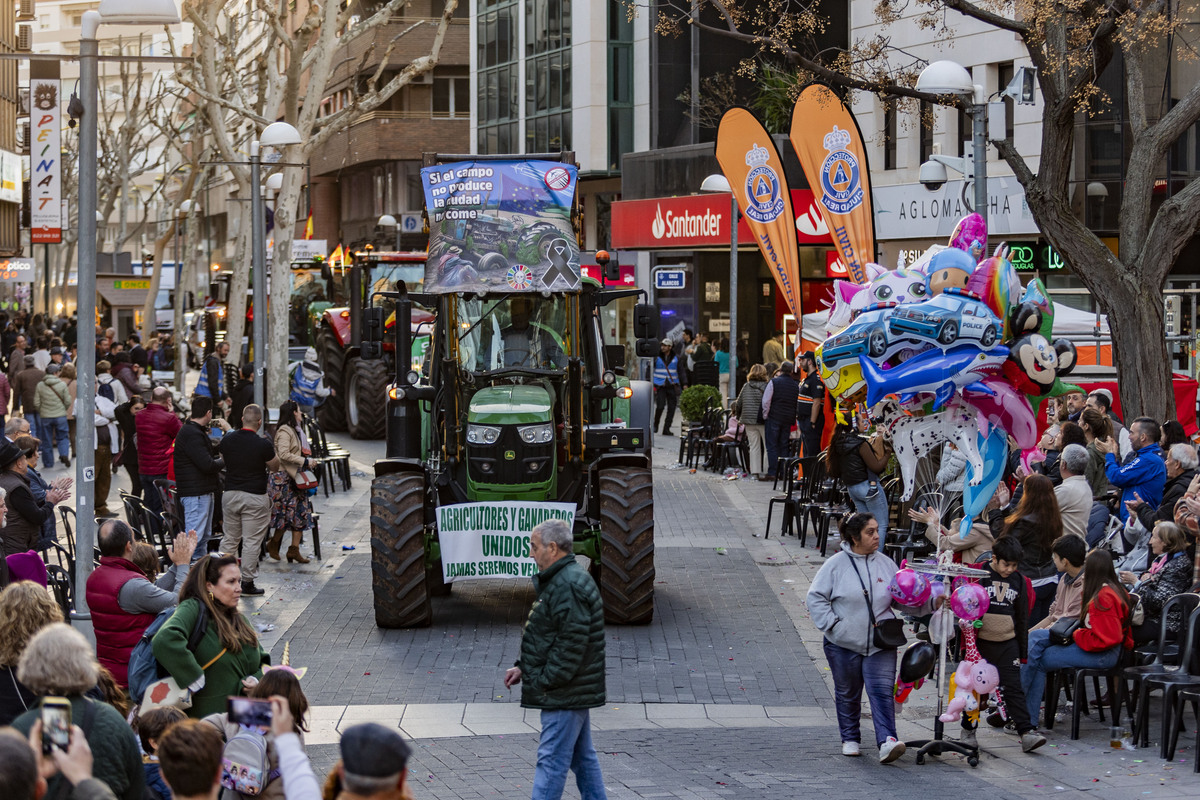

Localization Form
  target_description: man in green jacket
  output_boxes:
[504,519,607,800]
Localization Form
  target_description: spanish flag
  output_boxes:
[329,244,344,271]
[304,212,314,240]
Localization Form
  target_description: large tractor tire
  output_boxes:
[371,472,432,628]
[598,467,655,624]
[316,330,346,431]
[346,357,388,440]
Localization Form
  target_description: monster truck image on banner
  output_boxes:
[421,160,581,294]
[436,501,576,582]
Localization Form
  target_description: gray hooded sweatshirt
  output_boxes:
[807,543,926,656]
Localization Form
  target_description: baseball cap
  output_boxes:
[340,723,412,778]
[661,338,672,346]
[1092,388,1113,403]
[798,350,816,362]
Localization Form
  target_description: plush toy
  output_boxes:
[939,658,1001,723]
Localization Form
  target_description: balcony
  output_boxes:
[309,112,468,175]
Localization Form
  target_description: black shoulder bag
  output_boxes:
[848,556,907,650]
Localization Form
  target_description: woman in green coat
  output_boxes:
[152,554,267,718]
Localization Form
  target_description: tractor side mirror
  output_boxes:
[362,341,382,360]
[635,338,659,358]
[363,306,384,343]
[604,344,625,370]
[633,304,657,339]
[320,262,332,283]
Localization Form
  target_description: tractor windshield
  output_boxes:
[456,294,569,373]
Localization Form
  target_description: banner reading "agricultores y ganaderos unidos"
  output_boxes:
[437,501,576,582]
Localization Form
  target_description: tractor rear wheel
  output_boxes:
[346,357,388,439]
[598,467,655,624]
[371,472,432,628]
[316,329,346,431]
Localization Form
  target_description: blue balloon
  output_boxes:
[959,426,1008,537]
[860,343,1008,410]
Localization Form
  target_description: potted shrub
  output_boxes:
[679,384,721,423]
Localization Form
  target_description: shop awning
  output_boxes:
[95,275,152,308]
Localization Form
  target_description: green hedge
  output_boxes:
[679,384,722,421]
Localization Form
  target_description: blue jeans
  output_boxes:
[180,494,215,561]
[823,639,898,746]
[1020,627,1120,724]
[39,416,69,465]
[532,709,607,800]
[845,479,889,539]
[764,419,791,478]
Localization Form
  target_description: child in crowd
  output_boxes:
[138,706,187,800]
[963,535,1047,753]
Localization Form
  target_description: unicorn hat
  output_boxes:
[263,642,308,680]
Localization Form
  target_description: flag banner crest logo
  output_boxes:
[819,126,864,215]
[743,143,784,224]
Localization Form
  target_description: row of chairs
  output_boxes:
[304,419,352,496]
[763,455,849,556]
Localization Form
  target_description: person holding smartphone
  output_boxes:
[9,624,144,800]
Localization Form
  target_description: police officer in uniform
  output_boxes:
[796,350,825,458]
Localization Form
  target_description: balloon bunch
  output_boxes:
[815,213,1082,532]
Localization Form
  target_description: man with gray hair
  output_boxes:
[218,404,279,597]
[4,416,31,442]
[504,519,608,799]
[1055,444,1093,539]
[1129,442,1199,533]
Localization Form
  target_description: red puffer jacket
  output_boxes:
[1075,584,1135,652]
[135,403,182,475]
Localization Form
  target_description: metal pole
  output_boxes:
[395,223,400,252]
[728,194,738,404]
[973,104,988,227]
[73,13,99,618]
[251,141,266,413]
[43,244,50,316]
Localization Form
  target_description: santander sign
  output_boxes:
[613,190,831,249]
[650,203,723,240]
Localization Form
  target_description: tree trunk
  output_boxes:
[1104,279,1174,424]
[267,170,304,409]
[224,221,251,369]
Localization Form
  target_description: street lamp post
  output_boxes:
[378,214,400,250]
[250,122,303,414]
[76,0,181,619]
[916,61,989,226]
[701,174,738,405]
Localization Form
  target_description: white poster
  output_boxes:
[436,501,576,582]
[29,70,61,244]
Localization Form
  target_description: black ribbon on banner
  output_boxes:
[540,239,579,289]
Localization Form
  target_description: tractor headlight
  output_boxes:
[518,423,554,445]
[466,424,501,445]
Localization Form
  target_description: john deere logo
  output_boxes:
[505,450,515,460]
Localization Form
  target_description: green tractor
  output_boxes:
[362,153,660,627]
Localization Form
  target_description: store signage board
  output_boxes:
[0,258,35,283]
[872,177,1039,240]
[655,270,686,290]
[612,189,833,249]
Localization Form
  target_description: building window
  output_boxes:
[883,101,897,170]
[433,71,470,118]
[525,0,571,153]
[998,62,1015,141]
[608,0,633,172]
[919,100,934,165]
[477,0,519,154]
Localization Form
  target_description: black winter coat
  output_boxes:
[517,555,606,710]
[173,420,223,497]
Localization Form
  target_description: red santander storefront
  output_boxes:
[611,190,837,375]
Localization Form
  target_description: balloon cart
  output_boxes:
[904,557,989,767]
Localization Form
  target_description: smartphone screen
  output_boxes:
[41,698,71,754]
[227,697,272,728]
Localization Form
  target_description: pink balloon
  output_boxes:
[889,568,932,606]
[949,583,990,622]
[962,377,1037,449]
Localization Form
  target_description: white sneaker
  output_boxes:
[879,736,906,763]
[842,741,861,757]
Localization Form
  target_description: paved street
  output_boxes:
[95,430,1200,798]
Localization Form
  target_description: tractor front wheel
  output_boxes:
[597,467,655,624]
[371,472,432,628]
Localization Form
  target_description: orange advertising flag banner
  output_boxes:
[715,107,801,315]
[789,85,876,285]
